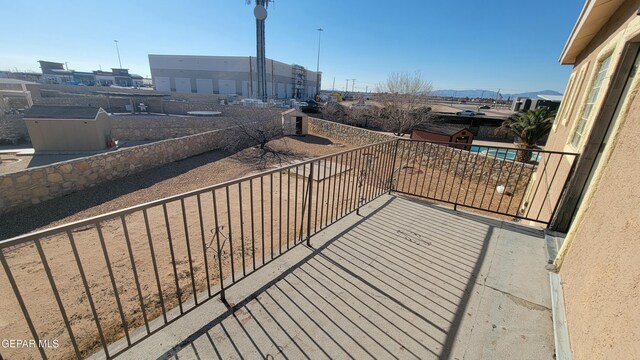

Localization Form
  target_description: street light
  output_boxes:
[316,28,323,96]
[114,40,122,69]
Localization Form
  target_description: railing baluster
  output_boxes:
[487,149,509,211]
[388,139,400,193]
[524,150,552,219]
[507,156,529,216]
[319,158,327,229]
[121,215,150,333]
[143,209,168,323]
[446,147,463,202]
[96,223,132,343]
[67,229,109,358]
[314,160,322,234]
[299,164,308,243]
[35,239,82,359]
[179,200,199,307]
[536,153,563,221]
[495,154,519,214]
[286,169,291,249]
[419,143,433,197]
[211,190,225,301]
[279,171,283,255]
[225,187,236,282]
[354,148,364,213]
[293,167,299,247]
[249,180,256,270]
[471,148,490,207]
[270,173,274,259]
[462,149,479,206]
[237,184,246,277]
[306,161,314,246]
[329,155,338,225]
[1,250,48,360]
[196,195,213,297]
[339,153,350,218]
[163,203,183,314]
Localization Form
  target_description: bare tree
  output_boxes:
[320,101,347,123]
[375,72,434,136]
[225,109,292,168]
[347,104,376,128]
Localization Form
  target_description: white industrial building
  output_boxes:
[148,55,321,100]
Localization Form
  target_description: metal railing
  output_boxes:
[0,137,577,359]
[391,139,578,225]
[0,139,396,360]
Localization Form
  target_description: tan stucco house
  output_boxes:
[524,0,640,358]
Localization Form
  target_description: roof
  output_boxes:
[537,94,564,101]
[24,105,102,120]
[0,78,39,85]
[413,123,470,136]
[560,0,625,65]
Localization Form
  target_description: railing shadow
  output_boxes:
[152,195,497,359]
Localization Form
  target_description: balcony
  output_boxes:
[0,139,574,359]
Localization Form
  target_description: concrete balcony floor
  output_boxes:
[110,195,553,360]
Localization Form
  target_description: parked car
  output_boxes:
[300,100,320,113]
[456,110,479,116]
[479,105,491,109]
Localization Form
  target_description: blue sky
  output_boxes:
[1,0,584,93]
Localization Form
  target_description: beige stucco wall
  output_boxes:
[559,79,640,360]
[523,1,640,223]
[536,1,640,359]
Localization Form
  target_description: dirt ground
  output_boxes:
[0,136,403,360]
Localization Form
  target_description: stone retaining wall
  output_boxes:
[0,115,29,144]
[396,141,535,193]
[308,117,397,146]
[111,115,234,141]
[0,127,235,215]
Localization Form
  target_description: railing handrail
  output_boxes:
[400,138,580,156]
[0,139,397,248]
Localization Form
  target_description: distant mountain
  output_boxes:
[431,89,562,99]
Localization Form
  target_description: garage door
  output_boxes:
[196,79,213,94]
[175,77,192,93]
[155,77,170,92]
[218,80,237,95]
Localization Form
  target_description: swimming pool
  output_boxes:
[470,146,541,162]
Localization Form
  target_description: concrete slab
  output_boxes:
[101,195,553,360]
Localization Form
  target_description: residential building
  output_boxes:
[522,0,640,358]
[38,60,144,87]
[148,54,321,99]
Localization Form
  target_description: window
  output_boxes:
[570,55,612,148]
[561,63,589,126]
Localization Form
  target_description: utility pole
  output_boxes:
[494,88,500,104]
[316,28,323,96]
[332,77,335,91]
[345,79,349,93]
[114,40,122,69]
[351,79,356,92]
[254,0,268,102]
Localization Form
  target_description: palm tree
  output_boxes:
[498,107,555,162]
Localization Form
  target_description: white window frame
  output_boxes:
[570,54,612,149]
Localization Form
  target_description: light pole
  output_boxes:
[114,40,122,69]
[316,28,323,96]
